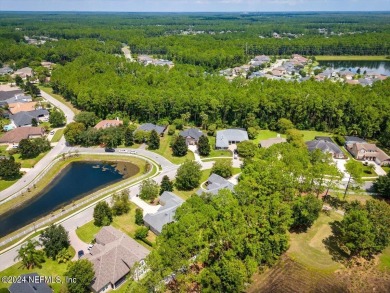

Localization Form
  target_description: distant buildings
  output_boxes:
[196,173,235,196]
[345,137,390,166]
[137,55,174,68]
[306,137,347,159]
[94,119,123,130]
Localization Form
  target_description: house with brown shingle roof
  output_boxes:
[84,226,150,292]
[0,127,44,147]
[94,119,123,130]
[8,102,37,114]
[347,142,390,166]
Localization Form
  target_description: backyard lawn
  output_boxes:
[300,130,333,142]
[14,151,49,168]
[287,211,344,272]
[0,247,75,292]
[0,178,19,192]
[76,201,156,248]
[151,134,194,164]
[383,166,390,174]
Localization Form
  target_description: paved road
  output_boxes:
[121,46,134,62]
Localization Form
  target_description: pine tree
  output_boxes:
[124,127,134,146]
[148,130,160,150]
[172,135,187,157]
[198,135,211,156]
[160,175,174,195]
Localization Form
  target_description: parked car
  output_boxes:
[78,250,84,258]
[118,149,128,153]
[129,150,137,154]
[104,148,115,152]
[234,154,238,159]
[50,130,55,135]
[87,244,93,250]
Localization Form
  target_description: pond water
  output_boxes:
[318,60,390,75]
[0,161,139,238]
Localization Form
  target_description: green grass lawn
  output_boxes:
[51,129,64,142]
[379,246,390,271]
[39,86,80,114]
[0,247,75,292]
[0,178,18,192]
[316,56,389,61]
[14,151,48,168]
[300,130,333,142]
[76,202,156,248]
[383,166,390,174]
[151,134,194,164]
[287,211,344,272]
[360,164,378,177]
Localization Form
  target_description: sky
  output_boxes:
[0,0,389,12]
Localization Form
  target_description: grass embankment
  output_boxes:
[382,166,390,174]
[151,134,194,164]
[39,86,80,114]
[316,56,389,61]
[76,202,156,248]
[0,247,75,292]
[51,129,64,142]
[0,179,19,192]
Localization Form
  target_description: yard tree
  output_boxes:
[277,118,295,134]
[168,125,176,135]
[15,75,23,87]
[134,130,148,144]
[365,200,390,252]
[291,195,322,231]
[236,141,257,158]
[160,175,174,195]
[65,259,95,293]
[197,135,211,156]
[175,160,202,190]
[344,160,363,198]
[56,248,72,264]
[135,208,144,225]
[286,129,306,149]
[172,135,187,157]
[211,159,233,178]
[139,178,159,202]
[93,201,113,226]
[247,127,258,140]
[39,224,70,259]
[49,109,66,127]
[373,173,390,198]
[31,118,38,127]
[64,122,85,145]
[135,227,149,240]
[15,240,44,269]
[207,124,216,136]
[74,111,99,128]
[148,130,160,150]
[111,191,130,216]
[18,138,39,158]
[124,127,134,146]
[0,156,21,179]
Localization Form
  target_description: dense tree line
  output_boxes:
[52,52,390,146]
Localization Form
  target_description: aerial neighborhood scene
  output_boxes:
[0,1,390,292]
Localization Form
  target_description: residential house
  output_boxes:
[0,66,13,75]
[0,127,44,147]
[143,191,184,235]
[291,54,308,64]
[215,129,248,149]
[306,137,347,159]
[346,79,359,85]
[8,101,37,114]
[196,173,235,195]
[8,273,52,293]
[137,123,167,136]
[0,90,24,106]
[10,109,49,127]
[153,59,174,68]
[347,142,390,166]
[253,55,270,63]
[358,78,374,86]
[179,128,203,145]
[94,119,123,130]
[137,55,154,65]
[5,94,33,104]
[259,137,287,148]
[13,67,33,79]
[271,69,285,77]
[41,61,55,69]
[84,226,150,293]
[339,71,355,80]
[248,71,265,79]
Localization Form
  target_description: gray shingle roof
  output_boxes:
[345,136,367,144]
[8,273,52,293]
[138,123,166,135]
[5,94,33,104]
[215,129,248,148]
[179,128,203,141]
[306,138,344,157]
[85,226,150,292]
[143,191,184,235]
[196,173,235,196]
[0,90,23,102]
[10,109,49,127]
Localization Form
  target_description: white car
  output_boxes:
[118,149,128,153]
[129,150,137,154]
[50,130,55,135]
[87,244,93,250]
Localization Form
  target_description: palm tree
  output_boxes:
[15,240,44,269]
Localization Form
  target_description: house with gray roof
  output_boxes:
[0,66,13,76]
[179,128,203,145]
[137,123,167,136]
[143,191,184,235]
[5,94,33,105]
[84,226,150,293]
[196,173,235,196]
[306,137,347,159]
[215,129,248,149]
[0,90,24,105]
[10,109,49,127]
[8,273,52,293]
